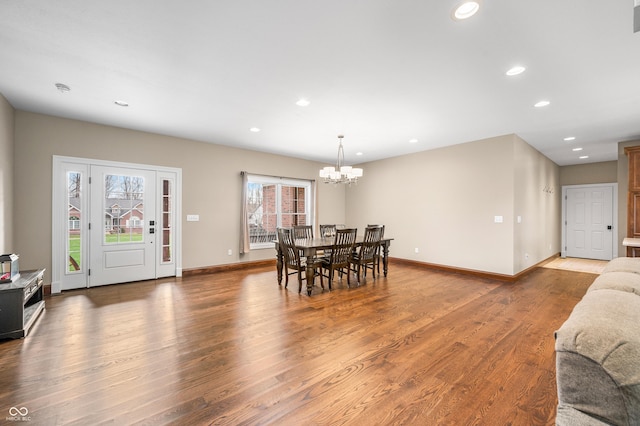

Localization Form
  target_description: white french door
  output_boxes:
[52,157,182,293]
[89,165,157,287]
[562,184,616,261]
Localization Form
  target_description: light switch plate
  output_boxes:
[494,215,504,223]
[187,214,199,222]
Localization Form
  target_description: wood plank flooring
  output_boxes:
[541,256,607,274]
[0,262,597,425]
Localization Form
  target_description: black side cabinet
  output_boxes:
[0,269,45,339]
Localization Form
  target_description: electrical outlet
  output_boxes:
[227,249,232,256]
[414,248,419,254]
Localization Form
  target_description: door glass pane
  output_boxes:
[161,179,172,263]
[67,171,82,273]
[104,174,145,244]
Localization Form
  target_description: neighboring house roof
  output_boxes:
[68,196,81,211]
[68,198,144,219]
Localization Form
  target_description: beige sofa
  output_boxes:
[555,257,640,426]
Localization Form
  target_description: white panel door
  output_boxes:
[565,186,613,260]
[89,165,157,286]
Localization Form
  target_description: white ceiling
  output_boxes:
[1,1,639,166]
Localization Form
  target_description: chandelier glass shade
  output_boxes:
[319,135,363,184]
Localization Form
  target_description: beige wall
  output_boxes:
[560,161,617,186]
[14,111,346,282]
[513,136,561,273]
[346,134,560,275]
[10,110,566,280]
[0,95,14,254]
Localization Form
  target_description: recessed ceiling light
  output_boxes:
[564,136,576,141]
[579,155,589,159]
[506,66,526,76]
[453,1,480,20]
[249,127,261,133]
[356,152,363,156]
[572,147,583,152]
[409,138,418,144]
[534,100,550,108]
[55,83,70,93]
[296,98,310,107]
[114,100,129,107]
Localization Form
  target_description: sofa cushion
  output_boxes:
[602,257,640,274]
[587,271,640,296]
[556,405,613,425]
[555,289,640,425]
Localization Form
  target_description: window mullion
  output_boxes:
[276,183,282,228]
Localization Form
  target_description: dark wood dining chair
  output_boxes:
[292,225,314,257]
[318,224,337,257]
[319,224,337,238]
[352,225,384,282]
[320,228,357,290]
[293,225,313,239]
[367,224,385,274]
[277,228,322,293]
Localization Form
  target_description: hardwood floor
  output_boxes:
[0,262,596,425]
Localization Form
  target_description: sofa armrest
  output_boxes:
[555,289,640,425]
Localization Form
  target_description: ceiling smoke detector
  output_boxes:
[55,83,70,93]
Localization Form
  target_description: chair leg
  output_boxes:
[298,270,303,293]
[318,266,324,290]
[284,266,289,288]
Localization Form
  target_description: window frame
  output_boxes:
[246,174,313,250]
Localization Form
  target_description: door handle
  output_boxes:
[607,225,612,230]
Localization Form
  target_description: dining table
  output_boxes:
[273,236,393,296]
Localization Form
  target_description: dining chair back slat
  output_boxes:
[293,225,313,239]
[319,224,337,238]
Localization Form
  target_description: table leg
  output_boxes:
[306,255,315,296]
[382,241,390,277]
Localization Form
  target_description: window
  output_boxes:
[128,215,142,229]
[103,174,145,244]
[68,216,80,230]
[67,172,82,273]
[161,178,173,263]
[244,175,313,249]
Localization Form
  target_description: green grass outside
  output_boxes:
[67,233,143,271]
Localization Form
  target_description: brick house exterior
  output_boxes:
[68,197,145,234]
[248,183,308,243]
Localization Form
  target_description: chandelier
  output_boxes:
[319,135,363,184]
